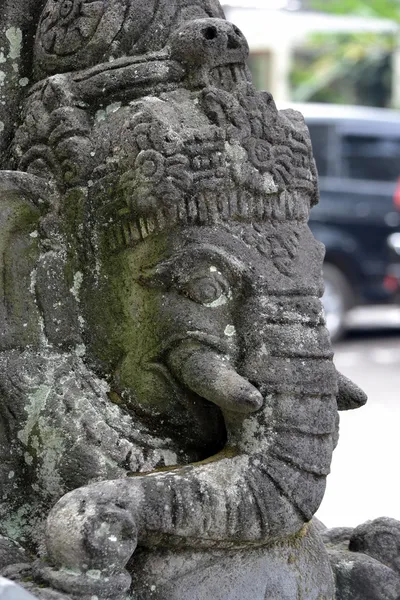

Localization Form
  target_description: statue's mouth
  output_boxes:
[166,337,263,416]
[115,331,262,464]
[209,63,248,91]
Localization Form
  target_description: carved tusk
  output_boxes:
[168,345,263,414]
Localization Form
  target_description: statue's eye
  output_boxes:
[182,271,231,307]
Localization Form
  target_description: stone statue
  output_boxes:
[322,518,400,600]
[0,1,367,598]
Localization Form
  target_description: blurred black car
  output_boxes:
[295,103,400,341]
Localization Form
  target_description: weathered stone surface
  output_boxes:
[129,521,334,600]
[350,517,400,575]
[0,1,367,598]
[0,1,46,164]
[323,518,400,600]
[329,549,400,600]
[0,538,28,572]
[322,527,355,551]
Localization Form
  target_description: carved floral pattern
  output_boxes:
[38,0,105,55]
[246,138,273,171]
[135,150,166,184]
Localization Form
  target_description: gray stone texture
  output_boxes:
[0,0,368,598]
[129,521,335,600]
[323,518,400,600]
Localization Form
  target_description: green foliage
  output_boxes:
[290,1,399,106]
[310,0,400,21]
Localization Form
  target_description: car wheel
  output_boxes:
[322,263,353,343]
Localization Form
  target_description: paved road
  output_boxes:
[316,307,400,528]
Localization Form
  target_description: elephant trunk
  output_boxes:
[41,340,339,598]
[38,332,337,598]
[42,407,333,598]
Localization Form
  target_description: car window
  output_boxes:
[307,124,330,177]
[342,134,400,182]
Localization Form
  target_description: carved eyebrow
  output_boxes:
[164,244,247,274]
[180,244,247,272]
[139,243,248,282]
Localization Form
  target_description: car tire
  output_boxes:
[322,262,353,343]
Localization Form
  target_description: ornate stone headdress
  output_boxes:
[33,0,225,77]
[10,1,319,277]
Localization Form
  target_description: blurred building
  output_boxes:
[222,1,400,108]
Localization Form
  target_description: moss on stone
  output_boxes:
[0,195,41,347]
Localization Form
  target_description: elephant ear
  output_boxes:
[0,171,53,351]
[0,0,46,165]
